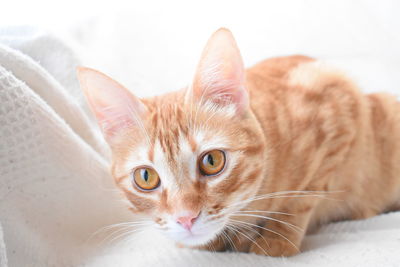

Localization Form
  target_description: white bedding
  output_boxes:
[1,2,400,265]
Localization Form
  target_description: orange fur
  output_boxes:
[78,29,400,257]
[230,56,400,256]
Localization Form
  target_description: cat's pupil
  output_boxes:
[142,169,149,182]
[207,154,214,166]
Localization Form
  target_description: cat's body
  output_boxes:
[216,55,400,255]
[77,29,400,257]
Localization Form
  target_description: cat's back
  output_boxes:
[246,55,314,82]
[245,55,317,124]
[245,56,362,139]
[245,55,365,136]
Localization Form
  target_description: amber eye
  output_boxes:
[132,167,160,191]
[199,150,226,176]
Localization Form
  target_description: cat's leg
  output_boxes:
[248,204,316,257]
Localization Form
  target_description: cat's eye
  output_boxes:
[199,150,226,176]
[132,167,160,191]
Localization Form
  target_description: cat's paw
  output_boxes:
[249,237,300,257]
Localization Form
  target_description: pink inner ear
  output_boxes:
[192,28,248,114]
[77,67,147,140]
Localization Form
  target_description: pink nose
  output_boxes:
[176,212,200,230]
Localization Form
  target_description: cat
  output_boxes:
[77,28,400,256]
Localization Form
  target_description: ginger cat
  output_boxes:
[77,28,400,256]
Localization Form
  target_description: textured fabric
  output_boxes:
[0,29,132,266]
[0,27,399,267]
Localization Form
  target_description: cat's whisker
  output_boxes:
[216,209,294,218]
[205,237,217,253]
[214,192,336,220]
[231,213,303,233]
[220,227,237,251]
[98,220,153,230]
[102,225,149,244]
[99,227,136,246]
[226,190,343,209]
[105,223,152,245]
[86,220,152,243]
[219,230,229,248]
[225,229,238,251]
[230,219,299,253]
[226,192,313,209]
[259,194,341,201]
[95,221,153,246]
[237,210,294,216]
[118,226,153,248]
[227,226,244,249]
[252,189,339,199]
[107,227,148,246]
[227,221,270,249]
[100,222,152,231]
[208,209,291,223]
[224,224,241,245]
[227,223,269,256]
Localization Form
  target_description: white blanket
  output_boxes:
[0,27,399,267]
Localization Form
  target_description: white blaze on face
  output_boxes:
[152,139,178,192]
[177,134,197,182]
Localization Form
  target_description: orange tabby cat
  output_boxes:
[77,28,400,256]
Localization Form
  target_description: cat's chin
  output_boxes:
[174,228,223,247]
[168,222,225,247]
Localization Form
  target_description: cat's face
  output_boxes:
[78,28,265,246]
[110,97,265,246]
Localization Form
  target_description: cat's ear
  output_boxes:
[191,28,248,114]
[77,67,147,141]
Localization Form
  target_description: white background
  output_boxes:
[3,0,400,97]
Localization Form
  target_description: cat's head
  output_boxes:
[77,28,266,246]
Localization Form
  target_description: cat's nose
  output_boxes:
[176,211,200,230]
